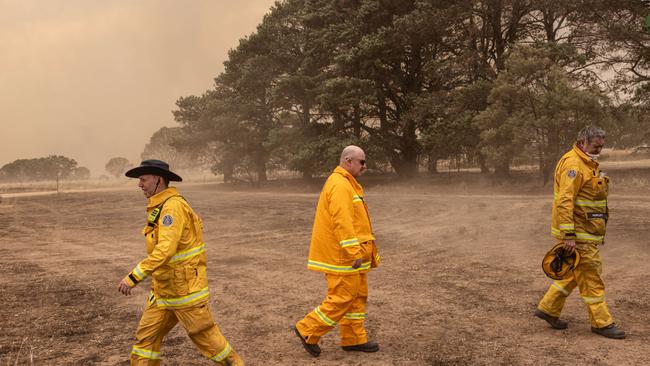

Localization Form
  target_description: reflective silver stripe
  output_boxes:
[210,342,232,362]
[552,282,569,296]
[582,295,605,304]
[558,223,575,230]
[156,287,209,308]
[133,264,148,281]
[575,232,604,241]
[344,312,366,320]
[352,195,363,203]
[314,306,337,326]
[339,238,360,247]
[131,346,161,360]
[307,260,371,273]
[170,243,206,263]
[575,199,607,207]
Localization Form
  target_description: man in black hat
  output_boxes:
[118,160,244,365]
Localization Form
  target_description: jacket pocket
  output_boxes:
[587,216,606,235]
[152,270,173,297]
[187,266,206,293]
[172,267,189,296]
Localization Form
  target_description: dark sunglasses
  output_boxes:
[347,158,366,166]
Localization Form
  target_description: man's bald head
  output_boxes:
[339,145,366,178]
[340,145,364,164]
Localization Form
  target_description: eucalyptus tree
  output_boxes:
[141,126,202,171]
[105,157,131,179]
[475,45,608,181]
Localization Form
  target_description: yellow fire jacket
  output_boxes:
[123,187,209,308]
[307,166,380,275]
[551,144,609,244]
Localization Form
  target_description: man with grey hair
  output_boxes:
[294,145,381,357]
[535,126,625,339]
[576,126,606,148]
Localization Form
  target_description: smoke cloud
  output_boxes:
[0,0,275,176]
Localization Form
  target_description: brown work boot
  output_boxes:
[534,309,568,329]
[342,341,379,353]
[591,324,626,339]
[294,326,321,357]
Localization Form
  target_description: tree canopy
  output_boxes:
[0,155,88,182]
[105,157,132,179]
[160,0,650,182]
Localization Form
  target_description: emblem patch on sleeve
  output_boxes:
[161,214,174,227]
[567,170,577,178]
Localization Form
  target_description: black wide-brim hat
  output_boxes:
[125,159,183,182]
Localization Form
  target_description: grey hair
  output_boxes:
[577,126,606,143]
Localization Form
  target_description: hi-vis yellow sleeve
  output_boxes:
[327,181,362,260]
[123,200,185,287]
[555,164,583,237]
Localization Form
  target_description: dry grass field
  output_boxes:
[1,163,649,365]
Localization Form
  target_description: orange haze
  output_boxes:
[0,0,275,176]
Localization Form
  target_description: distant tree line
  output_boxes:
[0,155,90,182]
[156,0,650,182]
[105,157,133,179]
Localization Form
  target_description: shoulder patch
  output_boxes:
[161,214,174,227]
[567,170,577,178]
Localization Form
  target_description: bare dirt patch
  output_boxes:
[1,176,649,365]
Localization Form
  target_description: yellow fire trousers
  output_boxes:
[538,242,614,328]
[296,272,368,346]
[130,296,243,365]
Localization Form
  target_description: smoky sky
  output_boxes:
[0,0,275,176]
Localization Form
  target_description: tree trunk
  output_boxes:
[256,162,267,182]
[542,127,561,185]
[391,157,418,178]
[478,153,490,174]
[427,155,438,174]
[494,160,510,178]
[392,119,420,177]
[222,164,233,183]
[542,160,552,185]
[301,165,314,180]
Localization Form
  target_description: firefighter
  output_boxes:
[535,126,625,339]
[294,145,381,357]
[117,160,244,365]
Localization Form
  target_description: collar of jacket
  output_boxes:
[333,166,362,191]
[572,144,599,169]
[147,187,179,209]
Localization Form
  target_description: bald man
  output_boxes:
[294,145,381,357]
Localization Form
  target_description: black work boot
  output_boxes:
[294,326,321,357]
[342,341,379,353]
[534,309,568,329]
[591,324,626,339]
